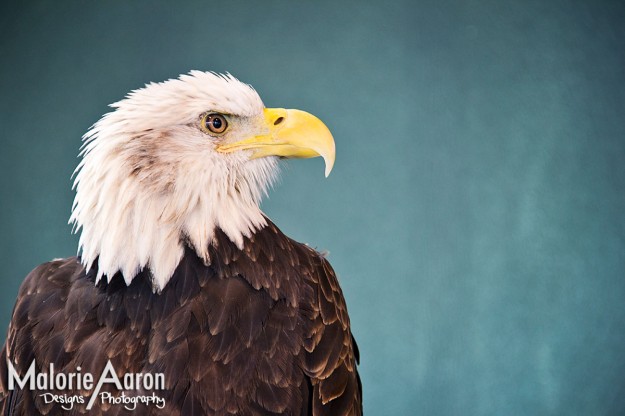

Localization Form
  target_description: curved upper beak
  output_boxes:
[216,108,336,177]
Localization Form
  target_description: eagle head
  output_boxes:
[70,71,335,291]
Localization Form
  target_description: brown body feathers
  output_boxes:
[0,220,362,415]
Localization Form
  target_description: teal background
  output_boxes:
[1,1,624,414]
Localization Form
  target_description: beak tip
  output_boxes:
[323,158,334,178]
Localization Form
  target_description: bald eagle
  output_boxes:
[0,71,362,415]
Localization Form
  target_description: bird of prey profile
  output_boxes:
[0,71,362,415]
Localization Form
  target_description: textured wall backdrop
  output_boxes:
[1,1,624,415]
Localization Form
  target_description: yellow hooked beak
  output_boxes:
[216,108,336,177]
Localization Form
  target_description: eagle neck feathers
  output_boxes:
[70,125,278,292]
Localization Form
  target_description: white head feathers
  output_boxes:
[70,71,279,291]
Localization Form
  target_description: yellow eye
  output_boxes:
[201,113,228,134]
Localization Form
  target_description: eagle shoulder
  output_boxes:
[0,257,90,414]
[263,221,362,416]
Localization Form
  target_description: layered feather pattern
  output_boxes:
[0,220,361,415]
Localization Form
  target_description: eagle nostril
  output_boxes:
[274,117,285,126]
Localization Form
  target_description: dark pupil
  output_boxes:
[211,117,222,130]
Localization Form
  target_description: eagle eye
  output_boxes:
[201,113,228,134]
